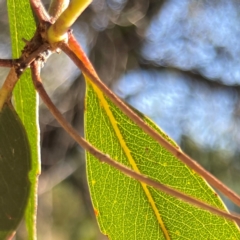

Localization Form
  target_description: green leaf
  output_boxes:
[0,104,31,239]
[85,80,240,239]
[7,1,40,239]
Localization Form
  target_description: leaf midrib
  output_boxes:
[88,79,171,240]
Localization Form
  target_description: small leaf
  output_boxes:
[0,104,31,239]
[85,79,240,239]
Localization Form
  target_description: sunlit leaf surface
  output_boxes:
[0,104,31,239]
[85,79,240,239]
[7,1,40,239]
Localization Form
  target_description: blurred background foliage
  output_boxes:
[0,0,240,239]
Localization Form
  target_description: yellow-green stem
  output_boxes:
[47,0,92,43]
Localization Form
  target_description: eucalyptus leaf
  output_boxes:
[0,104,31,239]
[85,79,240,240]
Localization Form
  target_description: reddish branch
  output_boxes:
[30,0,51,23]
[0,59,17,68]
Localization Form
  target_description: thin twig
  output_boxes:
[0,59,18,68]
[30,0,52,23]
[59,34,240,207]
[30,60,240,224]
[48,0,70,22]
[17,43,49,76]
[0,67,18,110]
[0,43,50,109]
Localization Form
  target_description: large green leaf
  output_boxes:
[0,103,31,239]
[7,1,40,239]
[85,79,240,239]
